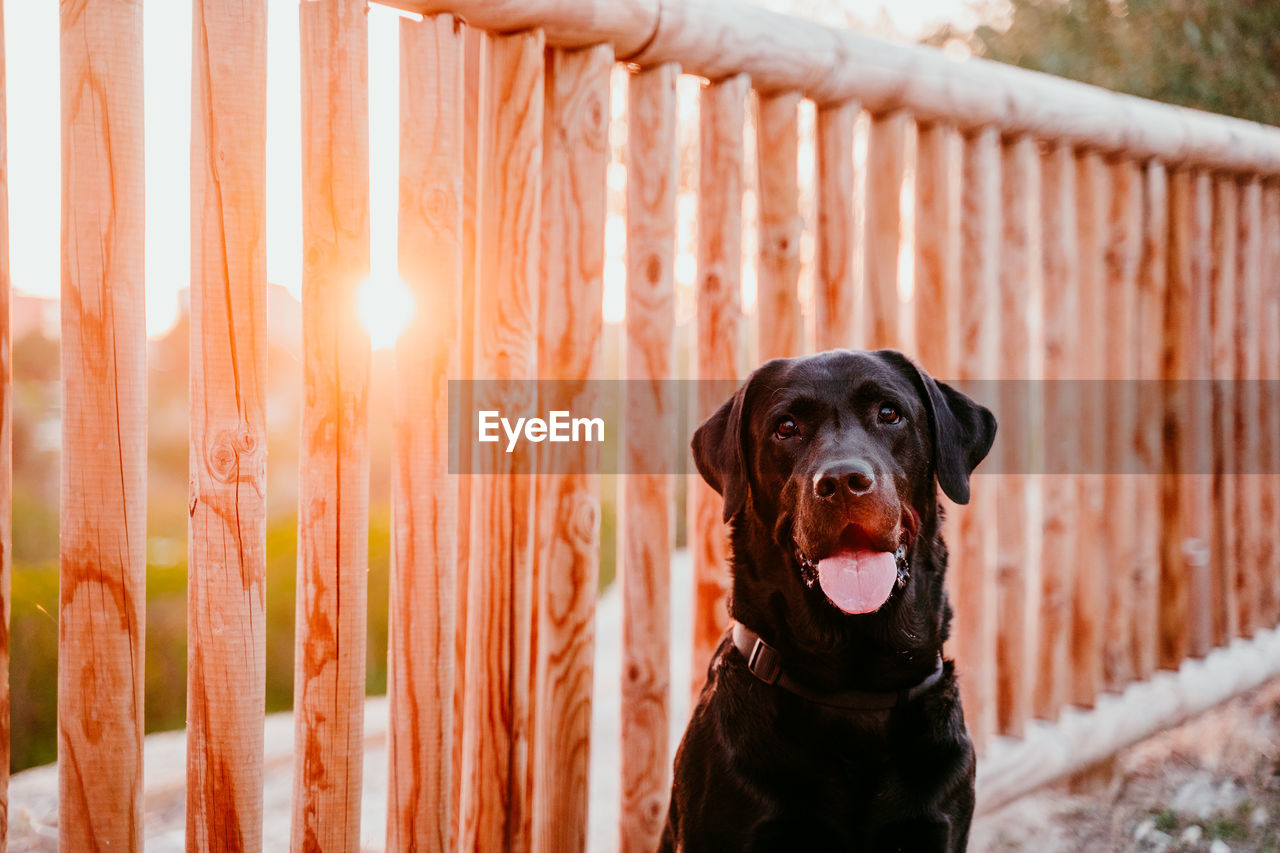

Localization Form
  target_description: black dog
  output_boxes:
[661,349,996,852]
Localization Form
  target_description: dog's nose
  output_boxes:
[813,459,876,500]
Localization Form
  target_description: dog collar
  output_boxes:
[730,621,945,711]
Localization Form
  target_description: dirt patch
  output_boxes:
[972,678,1280,852]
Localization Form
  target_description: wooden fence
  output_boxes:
[2,0,1280,850]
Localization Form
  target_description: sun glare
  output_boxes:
[357,274,415,350]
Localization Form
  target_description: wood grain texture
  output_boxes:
[1132,162,1168,681]
[186,1,268,849]
[1209,175,1239,649]
[1185,171,1215,658]
[862,111,905,350]
[452,24,483,848]
[1071,151,1105,709]
[0,3,9,846]
[1259,183,1280,627]
[691,73,747,698]
[950,126,999,750]
[290,0,371,849]
[58,2,146,849]
[529,43,611,853]
[754,91,803,361]
[387,15,462,853]
[994,135,1035,738]
[1033,143,1078,721]
[620,61,678,853]
[1100,158,1142,693]
[912,122,955,376]
[1234,178,1263,639]
[813,100,856,351]
[458,30,544,853]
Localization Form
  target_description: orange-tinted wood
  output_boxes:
[912,122,955,376]
[58,2,146,848]
[691,73,747,697]
[1234,178,1263,638]
[755,91,803,360]
[620,61,679,853]
[529,42,611,853]
[458,30,544,853]
[290,0,372,849]
[1072,151,1106,708]
[1132,161,1168,681]
[1034,143,1078,721]
[814,100,856,351]
[1209,175,1239,648]
[994,135,1035,737]
[187,1,268,848]
[951,126,999,749]
[387,15,462,853]
[1186,172,1215,657]
[863,111,905,349]
[1259,183,1280,626]
[1100,158,1142,692]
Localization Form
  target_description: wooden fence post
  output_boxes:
[290,0,371,848]
[530,42,612,853]
[1034,142,1078,720]
[691,73,747,698]
[1101,158,1142,692]
[1234,178,1263,638]
[387,15,463,853]
[458,29,544,853]
[1209,174,1239,648]
[814,100,857,351]
[58,1,146,848]
[995,135,1035,736]
[912,122,955,376]
[1260,183,1280,626]
[187,1,268,848]
[952,126,999,749]
[621,61,679,853]
[863,111,905,350]
[1132,161,1168,681]
[755,91,803,360]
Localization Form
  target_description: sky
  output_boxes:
[2,0,979,342]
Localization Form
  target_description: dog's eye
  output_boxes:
[878,404,902,425]
[774,416,799,439]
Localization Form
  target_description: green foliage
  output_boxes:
[934,0,1280,127]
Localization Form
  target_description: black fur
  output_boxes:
[663,349,997,852]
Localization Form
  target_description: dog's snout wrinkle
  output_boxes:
[813,458,876,500]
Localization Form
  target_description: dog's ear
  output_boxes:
[882,351,997,505]
[692,383,750,523]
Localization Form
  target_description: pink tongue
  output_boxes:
[816,549,898,614]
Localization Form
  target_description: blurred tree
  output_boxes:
[930,0,1280,127]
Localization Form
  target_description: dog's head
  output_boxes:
[693,349,996,618]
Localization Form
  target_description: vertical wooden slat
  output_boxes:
[187,1,268,848]
[863,111,905,350]
[0,3,10,845]
[452,24,483,848]
[387,15,462,853]
[994,135,1034,737]
[1260,182,1280,626]
[1034,143,1078,720]
[755,91,803,360]
[912,122,955,376]
[58,2,146,849]
[458,30,544,853]
[1234,178,1263,638]
[813,100,856,351]
[529,42,611,853]
[1072,151,1105,708]
[1132,161,1168,681]
[691,73,747,695]
[620,61,678,853]
[1101,158,1142,692]
[1186,172,1215,657]
[1209,174,1239,648]
[951,126,999,750]
[290,0,371,848]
